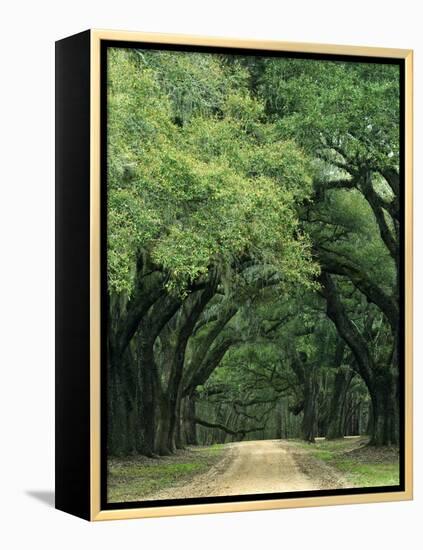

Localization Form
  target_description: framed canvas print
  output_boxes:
[55,29,413,521]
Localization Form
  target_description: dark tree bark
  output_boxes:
[193,417,264,439]
[153,282,217,454]
[183,393,198,445]
[319,251,399,334]
[360,169,399,267]
[319,271,398,445]
[182,304,238,395]
[130,294,182,456]
[291,352,318,443]
[301,366,319,443]
[326,366,354,439]
[108,346,143,456]
[109,267,166,363]
[183,331,240,398]
[368,366,399,445]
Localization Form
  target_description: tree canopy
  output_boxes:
[106,46,401,457]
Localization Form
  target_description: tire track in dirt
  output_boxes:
[151,439,346,500]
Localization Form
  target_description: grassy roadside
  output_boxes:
[108,444,224,503]
[291,437,399,488]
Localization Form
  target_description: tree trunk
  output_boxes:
[301,365,318,443]
[275,399,283,439]
[164,284,217,453]
[107,357,127,455]
[138,294,182,456]
[326,367,353,439]
[167,363,184,453]
[183,394,198,445]
[368,367,399,445]
[138,351,156,457]
[174,389,185,450]
[108,347,141,456]
[155,392,173,455]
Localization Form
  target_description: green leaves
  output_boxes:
[107,48,317,295]
[260,58,400,172]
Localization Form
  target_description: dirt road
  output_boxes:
[153,439,346,500]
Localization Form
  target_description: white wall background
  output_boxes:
[0,0,420,548]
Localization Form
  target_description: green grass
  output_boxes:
[108,445,224,502]
[207,443,225,453]
[332,460,399,487]
[292,437,399,488]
